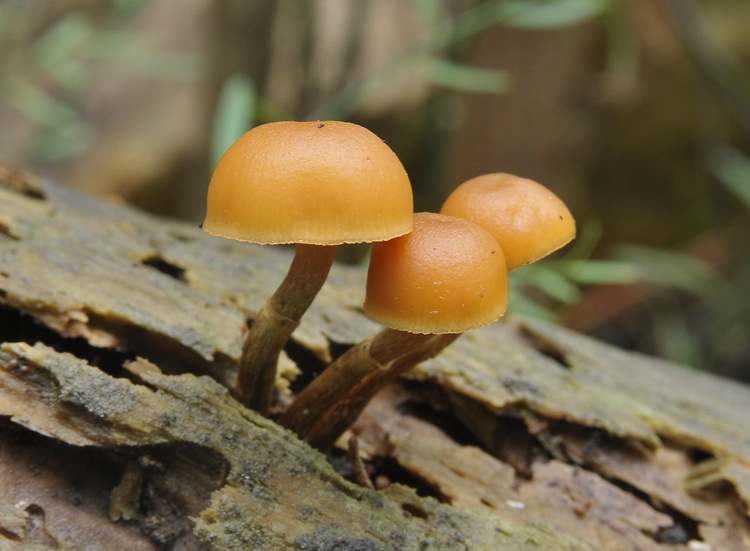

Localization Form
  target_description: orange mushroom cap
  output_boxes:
[364,212,509,335]
[440,173,576,271]
[203,121,413,245]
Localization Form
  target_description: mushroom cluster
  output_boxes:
[279,212,509,446]
[203,121,413,414]
[204,121,575,449]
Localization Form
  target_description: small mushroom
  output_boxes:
[280,212,508,448]
[440,173,576,270]
[203,121,413,414]
[363,213,508,334]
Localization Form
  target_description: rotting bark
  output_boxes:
[0,164,749,550]
[1,342,588,550]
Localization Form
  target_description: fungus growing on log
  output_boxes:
[281,213,508,448]
[283,173,577,449]
[203,120,413,413]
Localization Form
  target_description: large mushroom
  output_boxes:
[280,212,509,448]
[203,121,413,414]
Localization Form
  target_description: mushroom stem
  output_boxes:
[304,332,460,451]
[279,328,459,439]
[237,243,336,414]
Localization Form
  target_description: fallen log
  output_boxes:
[0,162,748,550]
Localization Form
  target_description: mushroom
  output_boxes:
[203,121,413,414]
[280,212,508,448]
[440,173,576,271]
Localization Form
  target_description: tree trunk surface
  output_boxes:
[0,162,748,550]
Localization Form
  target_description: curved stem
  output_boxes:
[280,327,459,441]
[304,332,460,451]
[280,328,429,436]
[236,243,336,414]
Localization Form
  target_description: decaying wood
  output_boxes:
[2,342,583,550]
[0,164,749,550]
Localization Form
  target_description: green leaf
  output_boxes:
[30,120,95,162]
[113,0,147,18]
[4,77,94,162]
[514,265,582,304]
[612,244,717,294]
[497,0,609,29]
[32,12,93,75]
[507,291,559,320]
[5,76,79,125]
[429,59,513,94]
[409,0,446,27]
[709,145,750,210]
[560,259,642,285]
[211,74,256,168]
[561,218,603,260]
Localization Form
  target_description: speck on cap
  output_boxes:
[364,212,509,335]
[203,121,414,245]
[441,173,576,271]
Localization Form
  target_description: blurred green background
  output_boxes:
[2,0,749,380]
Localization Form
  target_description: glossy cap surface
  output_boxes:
[203,121,413,245]
[365,212,508,334]
[441,173,575,271]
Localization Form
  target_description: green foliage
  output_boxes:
[0,2,201,163]
[485,0,610,29]
[612,244,716,294]
[507,222,718,332]
[710,145,750,210]
[508,257,644,320]
[429,59,513,94]
[5,0,610,162]
[507,164,750,374]
[206,0,609,166]
[307,0,609,120]
[210,75,256,168]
